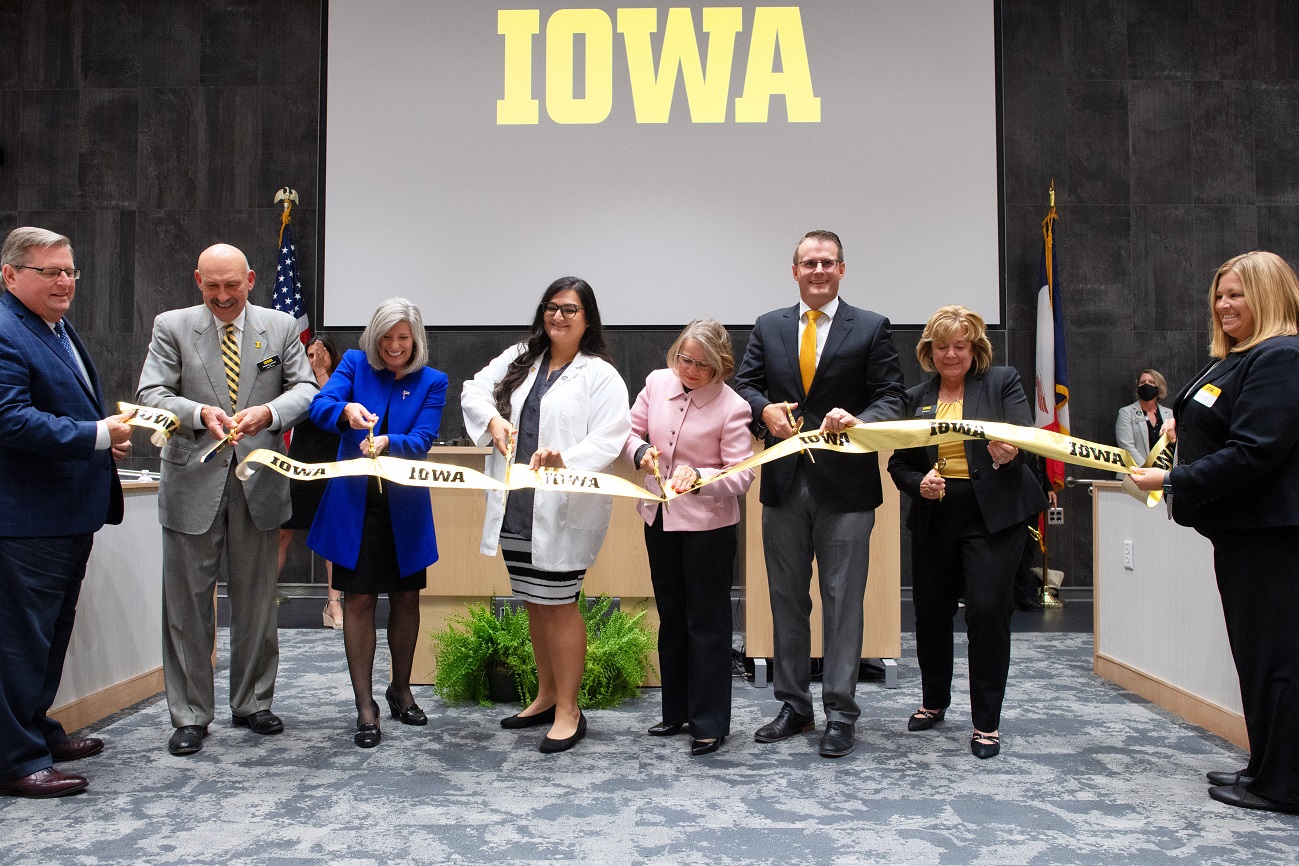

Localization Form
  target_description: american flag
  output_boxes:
[273,223,311,343]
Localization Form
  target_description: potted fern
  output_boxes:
[429,593,656,710]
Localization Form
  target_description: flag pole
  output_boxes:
[1040,180,1064,608]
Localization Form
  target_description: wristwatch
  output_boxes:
[1162,479,1174,496]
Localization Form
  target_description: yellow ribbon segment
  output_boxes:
[1120,433,1174,507]
[118,401,180,447]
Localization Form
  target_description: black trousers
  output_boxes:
[1210,527,1299,806]
[912,480,1021,732]
[643,511,736,739]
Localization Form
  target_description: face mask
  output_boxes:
[1137,383,1159,401]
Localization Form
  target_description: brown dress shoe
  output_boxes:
[50,737,104,762]
[0,767,88,798]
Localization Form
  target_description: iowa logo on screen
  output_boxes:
[497,7,821,124]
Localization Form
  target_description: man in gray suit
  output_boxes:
[136,243,316,756]
[734,230,905,758]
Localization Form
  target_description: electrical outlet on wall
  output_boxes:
[1047,507,1064,525]
[1123,540,1134,571]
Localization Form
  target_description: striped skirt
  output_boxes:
[499,535,585,605]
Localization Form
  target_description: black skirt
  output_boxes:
[283,422,342,531]
[331,476,428,594]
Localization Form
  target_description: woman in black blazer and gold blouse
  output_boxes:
[888,305,1047,759]
[1134,251,1299,815]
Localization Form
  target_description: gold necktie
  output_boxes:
[800,310,821,393]
[221,323,240,411]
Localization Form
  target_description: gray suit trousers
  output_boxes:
[162,464,280,728]
[762,469,875,724]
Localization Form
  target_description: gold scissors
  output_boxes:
[785,402,815,464]
[932,457,947,501]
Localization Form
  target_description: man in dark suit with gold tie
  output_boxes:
[735,230,905,757]
[136,243,315,756]
[0,227,134,797]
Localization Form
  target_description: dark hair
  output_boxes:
[306,335,341,375]
[493,276,610,419]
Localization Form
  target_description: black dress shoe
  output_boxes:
[0,767,88,798]
[971,731,1001,759]
[50,736,104,762]
[819,721,854,757]
[355,700,381,748]
[167,725,209,756]
[648,721,684,736]
[691,736,724,756]
[754,703,815,743]
[1206,768,1254,787]
[907,708,946,732]
[385,685,428,726]
[501,705,556,729]
[1208,783,1299,814]
[539,712,587,753]
[232,710,284,735]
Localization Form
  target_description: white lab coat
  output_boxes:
[462,343,631,572]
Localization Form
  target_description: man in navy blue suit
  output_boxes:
[0,227,134,798]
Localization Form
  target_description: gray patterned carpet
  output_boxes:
[4,630,1296,865]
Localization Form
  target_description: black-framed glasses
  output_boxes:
[797,258,840,272]
[675,353,712,372]
[543,302,583,319]
[17,265,81,280]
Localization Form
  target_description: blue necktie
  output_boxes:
[54,321,85,382]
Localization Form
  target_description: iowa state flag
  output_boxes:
[273,222,311,344]
[1033,204,1069,491]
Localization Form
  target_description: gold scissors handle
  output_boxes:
[785,403,814,463]
[933,457,947,501]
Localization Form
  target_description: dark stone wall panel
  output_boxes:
[1254,82,1299,205]
[1000,0,1064,81]
[75,208,136,334]
[17,90,79,211]
[81,0,140,88]
[0,3,22,89]
[1191,82,1255,205]
[133,209,199,332]
[1254,0,1299,81]
[200,87,260,209]
[1064,0,1127,80]
[0,91,19,210]
[22,0,79,89]
[1002,79,1068,206]
[199,0,261,87]
[258,86,317,205]
[1131,205,1197,330]
[1129,82,1193,205]
[1065,81,1129,204]
[140,0,201,86]
[258,0,321,87]
[1191,206,1258,281]
[1189,0,1257,81]
[1127,0,1191,81]
[138,88,203,209]
[1260,206,1299,267]
[1056,205,1131,334]
[79,88,138,208]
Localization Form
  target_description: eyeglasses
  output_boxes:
[543,302,583,319]
[797,259,841,272]
[675,353,712,372]
[17,265,81,281]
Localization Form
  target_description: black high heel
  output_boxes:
[355,699,381,748]
[385,685,428,726]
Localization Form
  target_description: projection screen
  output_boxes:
[323,1,1001,328]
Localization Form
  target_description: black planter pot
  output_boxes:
[486,665,520,703]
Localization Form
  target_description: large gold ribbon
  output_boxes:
[118,401,180,447]
[236,419,1143,504]
[1119,433,1174,507]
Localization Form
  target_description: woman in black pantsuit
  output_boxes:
[1134,251,1299,814]
[888,305,1047,759]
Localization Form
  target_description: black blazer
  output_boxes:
[887,367,1047,540]
[1168,335,1299,531]
[735,300,905,511]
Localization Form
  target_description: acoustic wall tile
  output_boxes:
[1065,81,1130,205]
[17,90,79,211]
[1254,82,1299,205]
[1191,81,1255,205]
[138,88,202,209]
[140,0,201,86]
[1129,82,1193,205]
[80,0,141,88]
[79,88,139,208]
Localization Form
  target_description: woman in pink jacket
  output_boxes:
[623,319,754,756]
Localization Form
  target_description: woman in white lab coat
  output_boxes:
[462,276,630,754]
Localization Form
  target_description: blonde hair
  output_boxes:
[1137,369,1167,400]
[666,318,734,382]
[1208,251,1299,357]
[915,305,993,375]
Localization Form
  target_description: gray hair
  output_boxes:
[358,297,429,376]
[2,227,72,269]
[666,318,735,381]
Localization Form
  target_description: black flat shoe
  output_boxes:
[355,700,381,748]
[1208,783,1299,814]
[971,731,1000,759]
[691,736,724,756]
[385,685,428,726]
[1206,768,1253,787]
[648,721,684,736]
[501,705,557,729]
[539,712,587,753]
[907,707,946,732]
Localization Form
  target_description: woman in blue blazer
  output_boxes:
[1134,251,1299,815]
[888,306,1046,759]
[307,299,447,748]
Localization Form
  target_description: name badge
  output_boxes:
[256,355,282,372]
[1193,383,1221,407]
[916,404,937,418]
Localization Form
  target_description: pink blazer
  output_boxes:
[622,367,755,531]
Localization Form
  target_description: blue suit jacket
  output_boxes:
[306,350,447,575]
[0,291,122,536]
